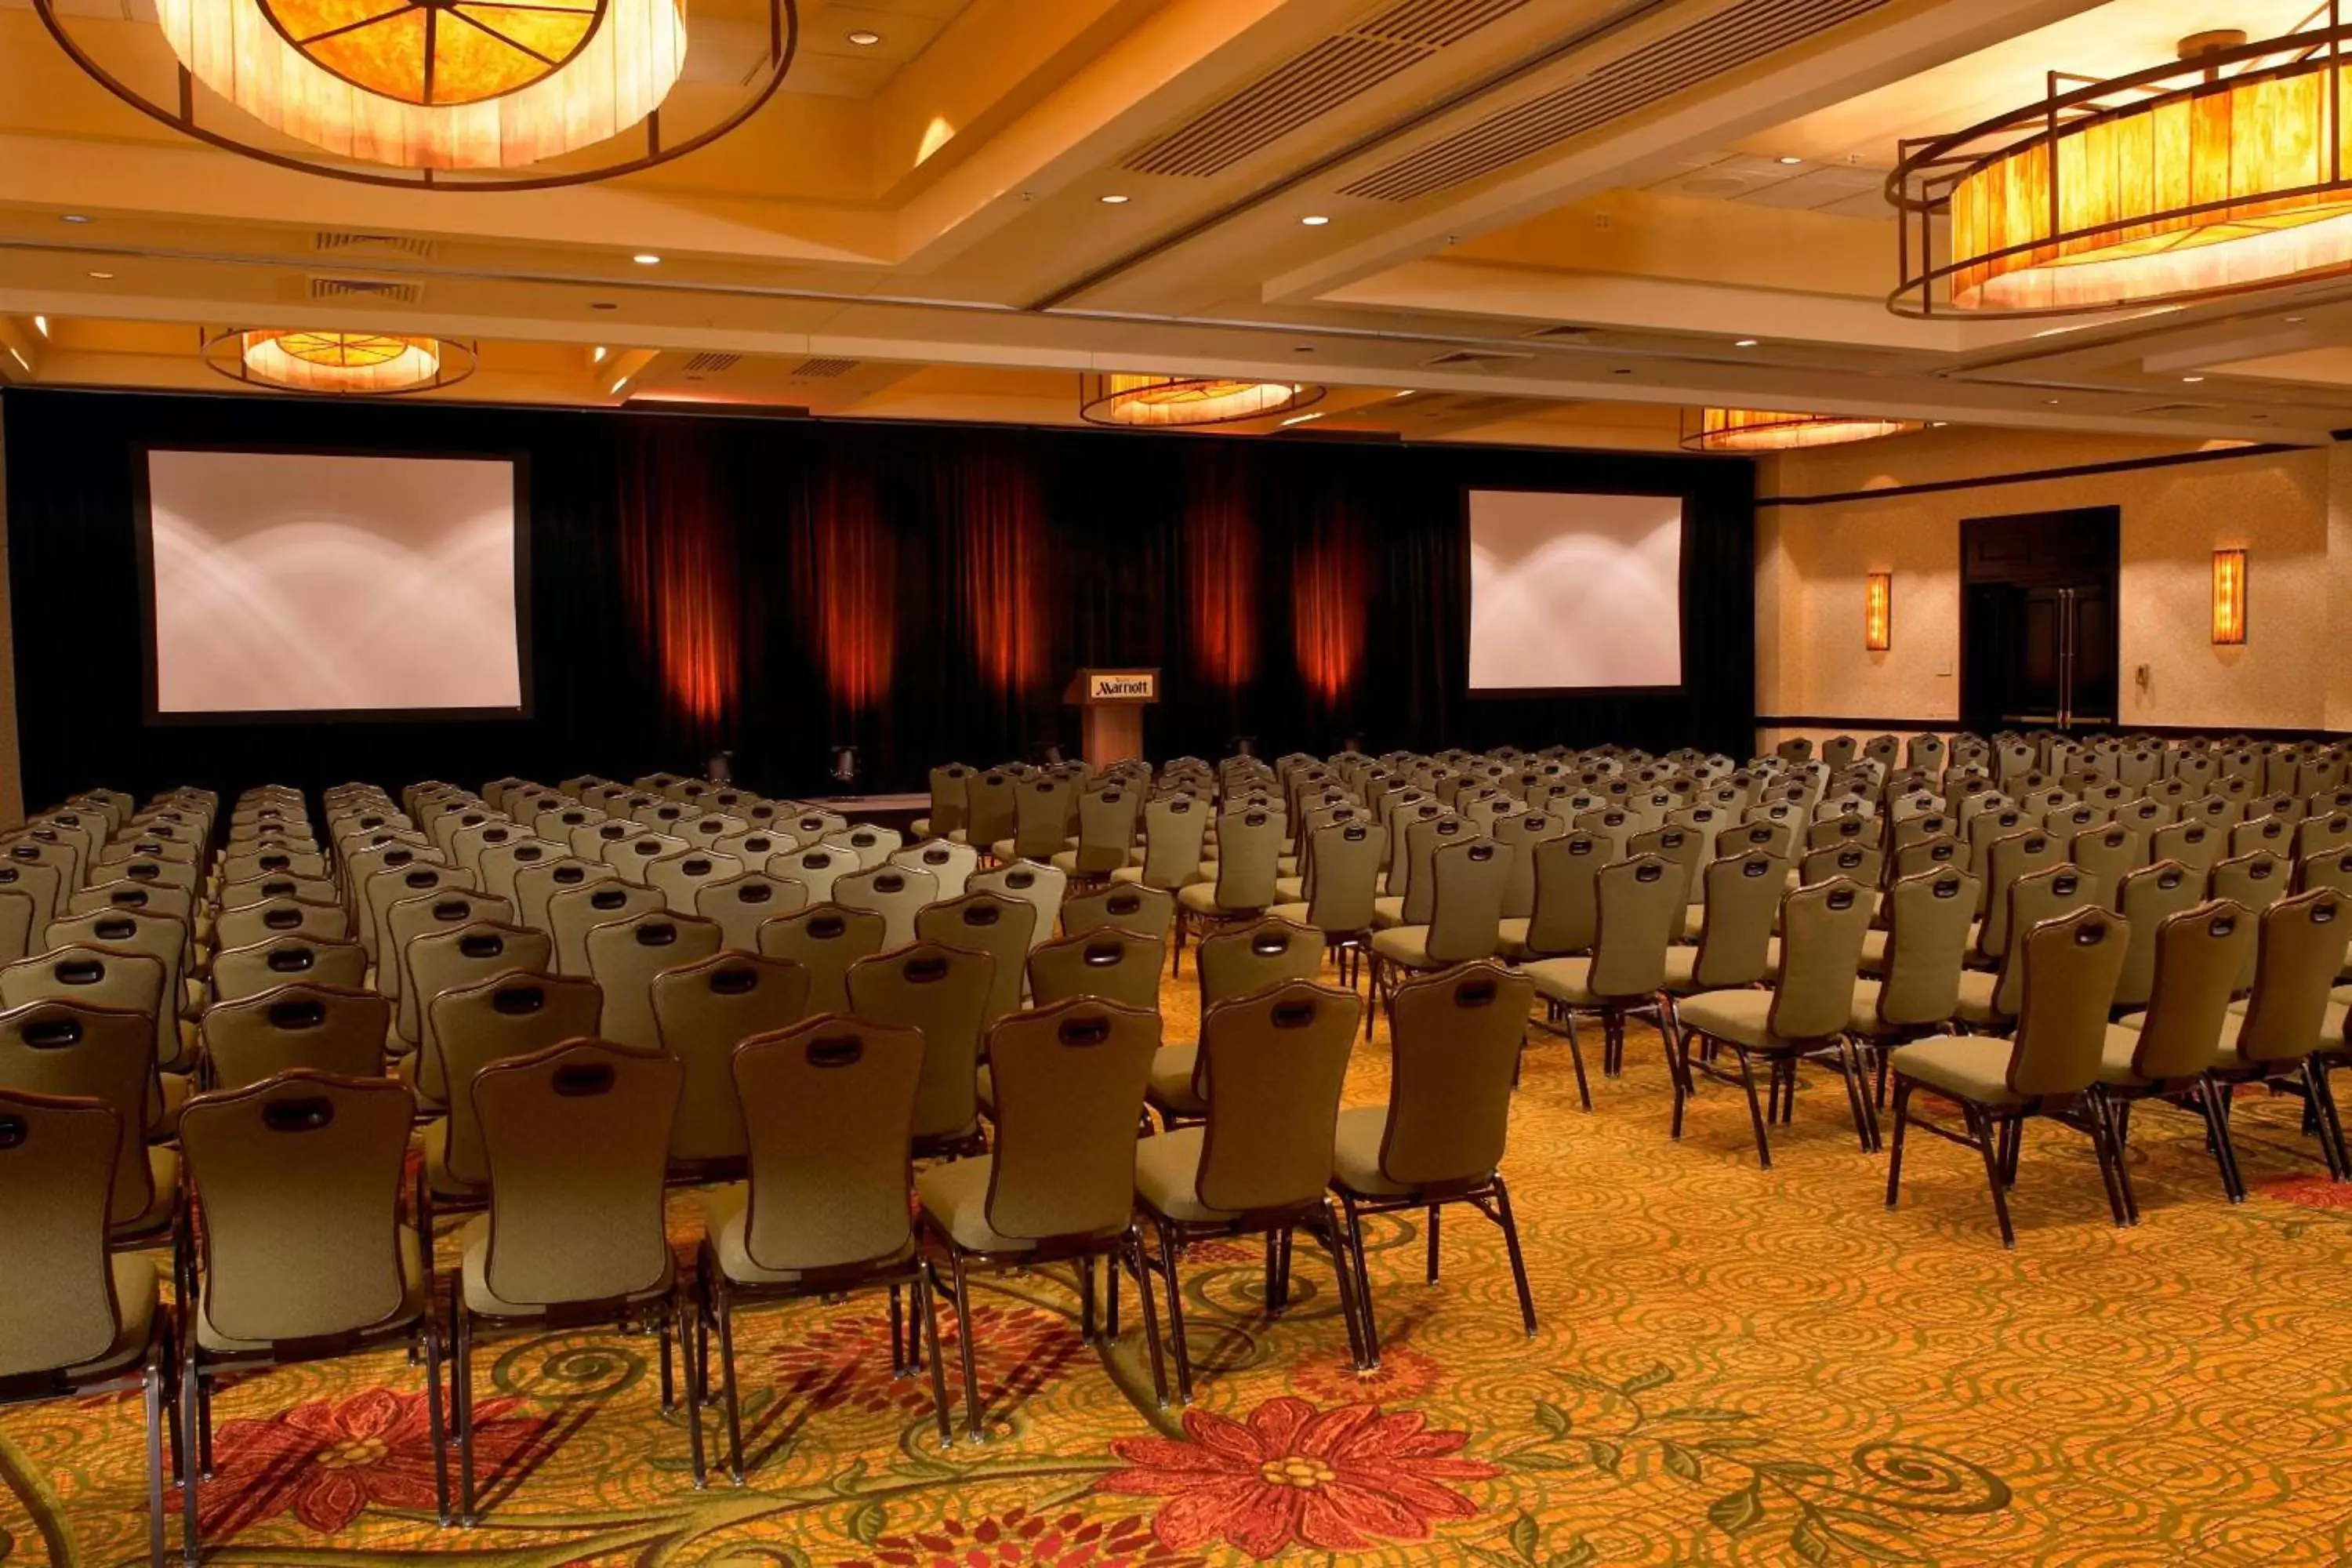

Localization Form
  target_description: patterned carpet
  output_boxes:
[9,956,2352,1568]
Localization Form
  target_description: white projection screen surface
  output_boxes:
[143,448,524,717]
[1467,490,1684,691]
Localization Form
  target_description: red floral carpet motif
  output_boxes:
[840,1506,1204,1567]
[1098,1395,1499,1559]
[181,1387,547,1537]
[2260,1172,2352,1210]
[1287,1342,1444,1406]
[772,1302,1083,1417]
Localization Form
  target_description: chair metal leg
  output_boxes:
[2198,1078,2247,1203]
[1425,1205,1440,1285]
[1125,1229,1170,1409]
[452,1279,477,1526]
[1969,1105,2017,1247]
[1564,1011,1593,1112]
[677,1283,706,1490]
[918,1271,954,1446]
[1997,1116,2022,1188]
[422,1319,452,1525]
[1669,1025,1694,1139]
[2306,1058,2350,1179]
[1884,1080,1914,1207]
[1836,1040,1878,1152]
[1078,1253,1098,1342]
[195,1362,214,1480]
[179,1352,201,1567]
[1491,1176,1538,1339]
[143,1349,167,1568]
[1338,1197,1381,1370]
[714,1276,745,1483]
[1154,1221,1195,1405]
[947,1251,988,1440]
[2092,1091,2139,1225]
[887,1282,906,1372]
[1734,1047,1773,1169]
[657,1306,675,1413]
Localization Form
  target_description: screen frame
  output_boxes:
[1458,483,1693,699]
[132,440,535,727]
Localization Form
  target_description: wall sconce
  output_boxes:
[2212,549,2246,645]
[1864,572,1892,651]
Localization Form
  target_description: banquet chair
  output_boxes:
[1885,905,2133,1247]
[833,865,938,951]
[2209,851,2292,989]
[846,941,996,1156]
[651,951,811,1174]
[1054,784,1144,884]
[209,935,368,1007]
[1027,927,1166,1011]
[997,776,1077,864]
[1522,855,1682,1103]
[890,839,980,901]
[385,889,514,1014]
[210,895,349,952]
[648,851,747,916]
[913,891,1035,1029]
[0,1000,175,1244]
[585,912,724,1048]
[2090,900,2252,1215]
[1368,838,1511,1033]
[1172,809,1281,971]
[43,909,195,1070]
[1146,917,1328,1131]
[969,860,1069,953]
[0,1089,173,1567]
[402,923,552,1083]
[2207,891,2352,1184]
[1499,831,1607,964]
[692,1017,945,1483]
[919,1000,1164,1439]
[2106,862,2205,1014]
[914,763,973,841]
[1331,963,1537,1365]
[1954,866,2101,1032]
[1062,882,1176,942]
[697,871,811,951]
[1269,820,1384,985]
[452,1041,686,1523]
[547,880,666,976]
[957,771,1019,853]
[200,983,390,1091]
[820,824,902,871]
[421,971,604,1215]
[1133,980,1367,1403]
[1662,848,1788,1043]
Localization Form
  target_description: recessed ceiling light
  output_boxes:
[2042,397,2060,405]
[591,345,608,365]
[1776,156,1803,165]
[1733,338,1759,347]
[632,253,662,265]
[60,213,91,224]
[1300,214,1330,227]
[2181,375,2205,383]
[847,29,881,45]
[32,315,49,337]
[1392,390,1417,400]
[8,347,28,372]
[86,270,113,280]
[1099,194,1130,205]
[1281,412,1324,426]
[1930,421,1949,427]
[610,376,630,397]
[2286,314,2307,322]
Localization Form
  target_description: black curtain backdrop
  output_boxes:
[2,389,1755,805]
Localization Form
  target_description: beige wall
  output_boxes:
[1756,429,2350,751]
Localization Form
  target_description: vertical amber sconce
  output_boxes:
[1864,572,1892,651]
[2212,550,2246,645]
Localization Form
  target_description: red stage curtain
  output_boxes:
[955,448,1047,695]
[1293,495,1367,710]
[796,461,894,711]
[1185,450,1258,690]
[615,422,738,743]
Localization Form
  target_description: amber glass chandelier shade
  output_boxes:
[1892,23,2352,314]
[1079,374,1325,428]
[1682,408,1920,451]
[205,329,475,394]
[154,0,686,169]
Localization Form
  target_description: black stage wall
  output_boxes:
[3,389,1755,804]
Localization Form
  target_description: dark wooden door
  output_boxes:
[1960,507,2119,734]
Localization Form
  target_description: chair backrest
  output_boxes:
[42,909,186,1067]
[212,896,350,952]
[358,858,466,964]
[584,911,724,1047]
[1194,980,1363,1212]
[1691,850,1789,990]
[1210,809,1283,911]
[2111,861,2204,1010]
[474,1040,682,1307]
[1197,916,1327,1007]
[982,1000,1158,1240]
[690,871,806,950]
[845,941,996,1142]
[645,849,746,916]
[181,1073,416,1344]
[1134,797,1209,891]
[1769,879,1873,1040]
[1874,869,1979,1029]
[2209,849,2292,988]
[1422,838,1510,963]
[0,946,166,1072]
[2003,906,2132,1096]
[430,971,605,1189]
[968,860,1068,948]
[209,932,368,1007]
[1010,776,1078,860]
[0,1089,125,1378]
[2149,819,2223,880]
[547,879,667,976]
[406,920,554,1069]
[1486,810,1563,920]
[2129,900,2254,1081]
[833,865,938,952]
[890,839,980,901]
[1523,832,1608,957]
[514,856,618,935]
[2230,889,2349,1065]
[2068,826,2140,907]
[909,891,1035,1025]
[1301,820,1385,935]
[202,983,390,1091]
[731,1018,923,1272]
[1589,855,1682,1000]
[2299,846,2352,898]
[383,887,513,1006]
[652,952,813,1164]
[1377,964,1533,1188]
[1028,927,1166,1010]
[1070,786,1143,874]
[1061,882,1177,942]
[1981,830,2068,959]
[925,764,973,839]
[1628,824,1705,907]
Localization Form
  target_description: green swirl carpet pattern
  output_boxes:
[7,960,2352,1567]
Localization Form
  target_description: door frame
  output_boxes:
[1958,506,2121,735]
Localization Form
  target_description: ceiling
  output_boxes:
[5,0,2350,451]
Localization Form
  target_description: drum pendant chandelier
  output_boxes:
[35,0,798,190]
[1680,408,1920,452]
[1078,374,1326,429]
[202,328,477,394]
[1889,18,2352,315]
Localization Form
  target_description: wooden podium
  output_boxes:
[1064,668,1158,771]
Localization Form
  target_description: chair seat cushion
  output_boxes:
[1496,917,1534,961]
[1330,1104,1416,1197]
[989,839,1018,863]
[1178,882,1253,915]
[151,1070,191,1140]
[975,1062,996,1116]
[1676,989,1792,1051]
[1523,955,1599,1007]
[916,1154,1123,1254]
[1889,1034,2021,1105]
[2212,1001,2349,1067]
[1661,946,1701,996]
[1268,902,1311,927]
[202,1225,428,1352]
[1048,851,1079,873]
[2096,1022,2227,1087]
[911,817,932,840]
[1133,1127,1228,1223]
[1370,896,1407,930]
[1856,929,1891,977]
[1108,866,1146,885]
[55,1255,159,1381]
[1278,855,1300,877]
[702,1182,915,1286]
[1951,970,2004,1028]
[423,1118,486,1203]
[1847,978,1886,1037]
[1370,926,1437,969]
[1273,877,1305,903]
[111,1145,177,1242]
[1146,1043,1203,1113]
[459,1216,673,1318]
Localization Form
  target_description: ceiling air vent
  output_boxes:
[1521,324,1597,342]
[1123,0,1534,178]
[307,276,423,306]
[1340,0,1893,203]
[681,352,742,373]
[313,231,438,260]
[1423,348,1535,367]
[790,358,859,378]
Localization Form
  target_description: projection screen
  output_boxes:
[1466,489,1684,691]
[141,448,527,719]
